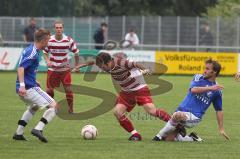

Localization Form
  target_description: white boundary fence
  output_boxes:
[1,16,240,52]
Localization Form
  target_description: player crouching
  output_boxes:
[153,59,229,142]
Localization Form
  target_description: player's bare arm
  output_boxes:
[72,61,95,72]
[216,111,230,140]
[134,62,151,75]
[191,84,224,94]
[74,53,80,67]
[23,35,27,42]
[18,67,26,96]
[43,51,52,67]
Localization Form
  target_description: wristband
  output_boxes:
[20,82,25,87]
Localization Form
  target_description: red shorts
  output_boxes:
[116,86,153,112]
[47,70,72,88]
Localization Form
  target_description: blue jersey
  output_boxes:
[16,44,40,92]
[176,74,222,119]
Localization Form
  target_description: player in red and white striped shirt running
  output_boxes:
[43,21,79,113]
[95,52,171,141]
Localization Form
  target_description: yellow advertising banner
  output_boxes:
[155,51,238,75]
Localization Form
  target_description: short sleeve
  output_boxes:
[133,34,139,45]
[125,33,130,41]
[18,48,34,69]
[43,46,49,54]
[19,57,33,69]
[69,38,79,53]
[189,74,203,89]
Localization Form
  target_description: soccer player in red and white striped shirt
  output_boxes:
[43,21,79,113]
[95,52,171,141]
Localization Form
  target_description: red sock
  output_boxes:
[66,92,73,113]
[47,89,54,98]
[155,109,171,122]
[118,115,134,133]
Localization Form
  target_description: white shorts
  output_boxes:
[20,87,55,109]
[176,111,201,128]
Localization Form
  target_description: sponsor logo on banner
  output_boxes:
[101,50,156,71]
[0,47,23,70]
[155,51,238,75]
[104,50,155,62]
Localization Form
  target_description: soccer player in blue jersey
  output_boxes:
[13,29,59,143]
[153,59,229,142]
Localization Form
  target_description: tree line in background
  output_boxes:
[0,0,216,17]
[0,0,240,17]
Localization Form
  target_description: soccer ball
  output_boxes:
[81,125,98,140]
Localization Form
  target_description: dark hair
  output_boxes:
[96,52,112,66]
[101,22,108,27]
[129,28,134,32]
[34,28,50,42]
[205,58,221,76]
[29,17,35,22]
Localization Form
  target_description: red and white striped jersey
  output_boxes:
[44,34,79,72]
[110,58,146,92]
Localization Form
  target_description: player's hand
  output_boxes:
[18,86,26,97]
[209,84,224,91]
[141,69,152,76]
[46,61,53,67]
[219,129,230,140]
[234,72,240,81]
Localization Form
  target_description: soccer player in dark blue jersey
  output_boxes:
[153,59,229,142]
[13,29,59,143]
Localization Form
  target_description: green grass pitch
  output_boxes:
[0,72,239,159]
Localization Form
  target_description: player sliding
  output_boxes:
[153,59,230,142]
[91,52,172,141]
[13,29,58,143]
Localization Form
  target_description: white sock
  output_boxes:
[16,125,25,135]
[21,109,35,121]
[156,120,176,138]
[35,108,56,131]
[34,122,45,131]
[16,109,36,135]
[175,134,194,142]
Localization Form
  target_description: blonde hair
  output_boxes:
[34,28,50,42]
[54,20,64,27]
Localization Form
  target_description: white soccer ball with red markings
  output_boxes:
[81,125,98,140]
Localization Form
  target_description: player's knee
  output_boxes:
[143,104,156,116]
[64,86,72,93]
[46,88,54,93]
[113,107,120,117]
[113,107,123,119]
[146,108,156,116]
[172,112,187,122]
[48,101,59,110]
